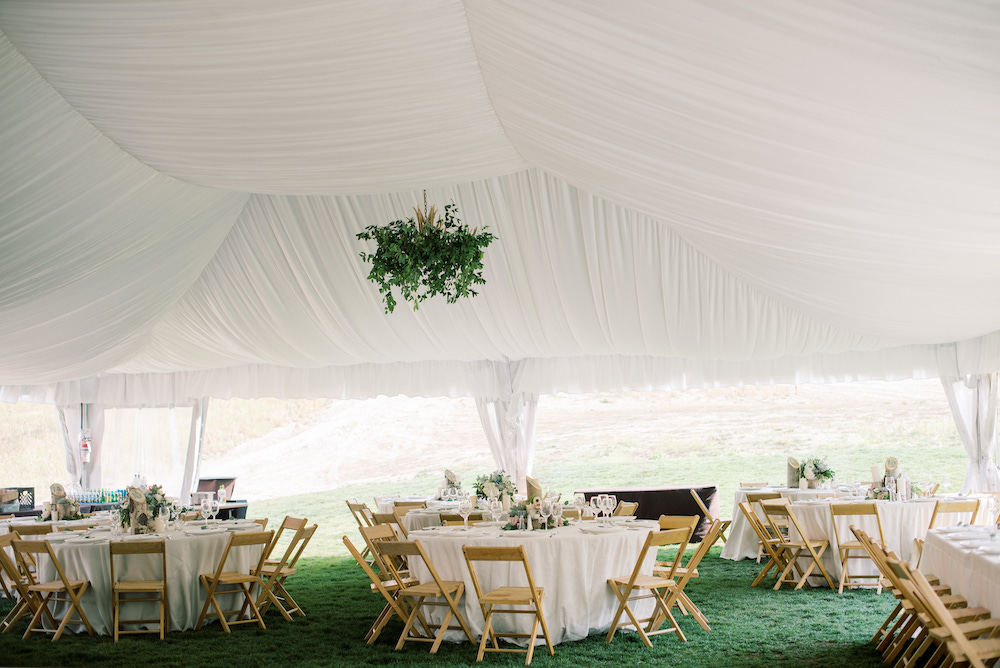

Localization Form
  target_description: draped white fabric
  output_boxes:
[0,1,999,405]
[941,375,1000,494]
[57,404,105,490]
[475,368,538,496]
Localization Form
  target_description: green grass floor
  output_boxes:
[0,546,895,668]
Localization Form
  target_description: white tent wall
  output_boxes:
[2,2,1000,493]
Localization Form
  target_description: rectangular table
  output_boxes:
[576,484,719,541]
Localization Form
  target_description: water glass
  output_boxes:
[540,499,552,530]
[551,503,563,528]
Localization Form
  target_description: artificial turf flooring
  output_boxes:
[0,545,895,668]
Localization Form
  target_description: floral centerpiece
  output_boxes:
[501,500,569,531]
[38,496,84,521]
[118,484,167,530]
[473,470,516,501]
[799,458,835,486]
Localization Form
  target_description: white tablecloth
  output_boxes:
[407,522,658,645]
[920,526,1000,614]
[722,493,990,585]
[23,520,264,635]
[721,489,991,564]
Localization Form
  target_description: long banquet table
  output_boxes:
[407,520,659,645]
[6,518,265,635]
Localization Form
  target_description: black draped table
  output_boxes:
[575,484,719,541]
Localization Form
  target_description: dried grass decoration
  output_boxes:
[357,200,495,313]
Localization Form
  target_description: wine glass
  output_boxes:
[488,498,501,523]
[200,497,211,522]
[573,493,586,521]
[209,496,220,525]
[540,499,552,530]
[458,498,473,528]
[607,494,618,517]
[550,502,563,529]
[590,497,602,523]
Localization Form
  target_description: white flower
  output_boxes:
[482,481,499,498]
[804,461,816,480]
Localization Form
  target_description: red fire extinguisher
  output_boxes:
[80,430,92,464]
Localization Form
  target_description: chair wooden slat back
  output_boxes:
[109,539,168,640]
[613,501,639,516]
[928,499,980,530]
[347,500,375,529]
[11,524,52,536]
[462,544,554,664]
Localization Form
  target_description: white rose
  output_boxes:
[804,462,816,480]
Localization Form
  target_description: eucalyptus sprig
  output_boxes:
[357,203,495,313]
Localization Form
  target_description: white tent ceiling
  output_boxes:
[2,0,1000,406]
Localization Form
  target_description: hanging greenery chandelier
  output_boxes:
[357,192,496,313]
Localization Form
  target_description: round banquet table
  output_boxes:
[17,520,265,635]
[406,520,658,645]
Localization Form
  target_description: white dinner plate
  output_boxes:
[184,526,227,534]
[579,525,624,535]
[978,544,1000,554]
[65,536,108,544]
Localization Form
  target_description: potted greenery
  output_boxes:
[357,201,495,313]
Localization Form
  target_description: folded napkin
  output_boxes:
[526,476,542,503]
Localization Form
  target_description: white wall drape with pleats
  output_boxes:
[940,374,1000,494]
[57,404,104,490]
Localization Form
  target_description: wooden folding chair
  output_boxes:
[440,512,485,525]
[361,524,409,580]
[760,499,834,590]
[109,539,168,640]
[607,527,692,647]
[373,512,408,539]
[195,530,275,632]
[0,533,41,633]
[660,519,722,632]
[746,492,784,561]
[263,516,308,564]
[928,498,980,530]
[858,526,998,668]
[11,538,95,640]
[252,518,269,530]
[654,516,699,575]
[463,545,554,665]
[887,556,1000,668]
[829,502,886,594]
[613,501,639,516]
[257,524,317,619]
[343,535,429,645]
[347,500,376,562]
[393,501,427,512]
[375,540,475,654]
[690,489,731,543]
[180,511,200,521]
[738,502,789,587]
[10,524,53,537]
